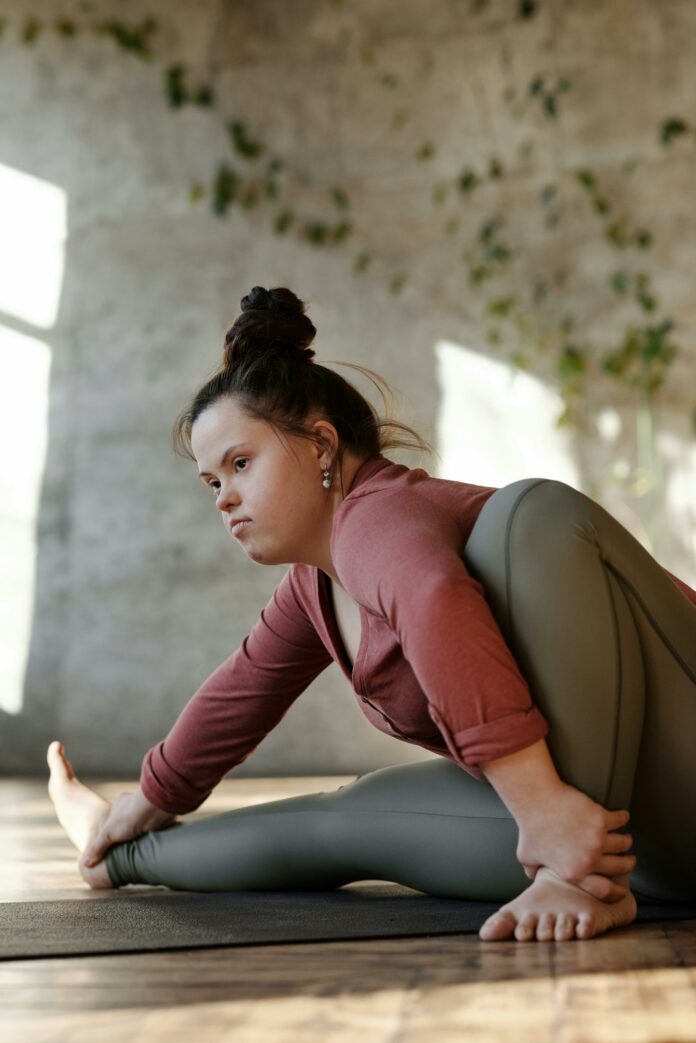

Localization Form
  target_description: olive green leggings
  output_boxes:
[105,478,696,903]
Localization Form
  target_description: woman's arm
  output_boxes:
[139,564,333,816]
[480,737,636,901]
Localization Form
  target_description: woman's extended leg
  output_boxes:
[103,758,529,899]
[463,477,696,902]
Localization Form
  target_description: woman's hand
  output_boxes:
[515,782,635,899]
[80,785,180,869]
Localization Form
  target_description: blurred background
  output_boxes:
[1,0,694,779]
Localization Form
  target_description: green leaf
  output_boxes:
[660,117,689,145]
[540,184,557,206]
[274,210,295,235]
[389,273,407,294]
[610,271,628,294]
[211,163,240,215]
[330,186,350,210]
[353,251,373,273]
[484,243,511,264]
[543,93,557,118]
[227,120,263,159]
[444,216,460,234]
[519,0,537,19]
[528,75,544,97]
[165,64,187,107]
[635,229,652,249]
[303,221,329,245]
[606,219,631,248]
[21,17,41,44]
[487,296,517,317]
[480,216,503,243]
[458,168,480,194]
[188,182,205,203]
[416,141,435,161]
[194,85,215,107]
[380,72,398,88]
[392,109,410,129]
[95,18,157,59]
[56,19,78,37]
[330,219,353,242]
[575,169,597,192]
[486,327,501,345]
[558,344,586,380]
[488,157,504,179]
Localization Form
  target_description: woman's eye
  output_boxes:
[234,458,248,472]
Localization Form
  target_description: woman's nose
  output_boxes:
[215,484,239,513]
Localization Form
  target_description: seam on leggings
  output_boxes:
[503,479,551,638]
[597,560,623,807]
[604,561,696,684]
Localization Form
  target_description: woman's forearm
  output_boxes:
[477,736,634,890]
[478,737,566,818]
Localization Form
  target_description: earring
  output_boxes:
[322,469,331,488]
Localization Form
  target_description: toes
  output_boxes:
[554,914,578,941]
[576,914,596,939]
[514,914,538,942]
[479,911,517,941]
[536,913,556,941]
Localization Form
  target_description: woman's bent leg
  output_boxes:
[104,759,528,900]
[463,477,696,901]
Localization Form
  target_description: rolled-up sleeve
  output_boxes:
[331,490,549,778]
[139,565,333,815]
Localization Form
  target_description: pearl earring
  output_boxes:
[322,469,331,488]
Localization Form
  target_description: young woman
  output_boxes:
[47,286,696,943]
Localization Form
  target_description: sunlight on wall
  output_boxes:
[434,339,580,487]
[0,163,66,328]
[0,164,65,715]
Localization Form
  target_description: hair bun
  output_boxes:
[240,285,304,316]
[224,286,317,367]
[240,286,273,312]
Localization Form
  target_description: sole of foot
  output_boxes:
[479,866,637,942]
[46,740,115,890]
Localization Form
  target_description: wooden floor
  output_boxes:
[2,775,696,1042]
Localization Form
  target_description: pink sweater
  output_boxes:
[140,454,696,814]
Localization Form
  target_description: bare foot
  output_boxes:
[46,740,114,889]
[479,866,637,942]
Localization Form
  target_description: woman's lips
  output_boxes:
[231,519,252,538]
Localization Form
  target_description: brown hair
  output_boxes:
[171,286,436,496]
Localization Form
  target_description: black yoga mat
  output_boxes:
[2,884,695,961]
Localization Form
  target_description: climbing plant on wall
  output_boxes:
[4,0,695,483]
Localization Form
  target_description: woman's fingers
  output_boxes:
[576,873,629,903]
[82,830,111,866]
[604,831,633,853]
[596,852,637,877]
[606,808,631,829]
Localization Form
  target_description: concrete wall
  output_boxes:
[1,0,694,779]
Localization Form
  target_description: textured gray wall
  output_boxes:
[1,0,694,779]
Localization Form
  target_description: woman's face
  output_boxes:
[191,396,336,567]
